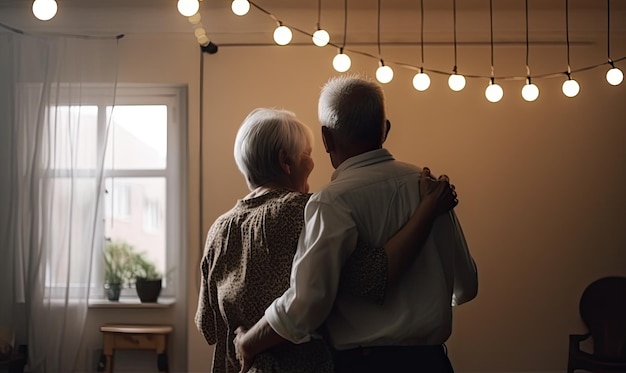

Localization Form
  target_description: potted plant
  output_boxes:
[103,240,135,301]
[130,252,163,303]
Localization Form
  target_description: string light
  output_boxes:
[375,0,393,83]
[25,0,626,100]
[607,64,624,85]
[562,0,580,97]
[448,0,466,92]
[188,13,202,25]
[413,0,431,91]
[231,0,250,16]
[484,0,503,103]
[522,0,539,102]
[32,0,57,21]
[185,12,214,47]
[273,22,292,45]
[177,0,199,17]
[605,0,623,86]
[191,0,624,99]
[333,0,351,72]
[312,0,330,47]
[485,79,503,102]
[312,30,330,47]
[376,62,394,84]
[333,48,352,72]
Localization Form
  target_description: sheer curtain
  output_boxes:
[0,24,119,372]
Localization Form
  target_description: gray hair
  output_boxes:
[234,108,313,190]
[318,75,386,144]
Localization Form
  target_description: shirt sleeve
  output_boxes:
[449,211,478,306]
[194,233,218,345]
[265,198,358,344]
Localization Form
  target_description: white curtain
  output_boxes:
[0,24,119,372]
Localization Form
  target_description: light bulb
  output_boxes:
[32,0,57,21]
[273,25,292,45]
[562,78,580,97]
[521,82,539,102]
[187,13,202,25]
[412,72,431,91]
[485,81,503,103]
[231,0,250,16]
[606,67,624,86]
[193,27,206,39]
[333,52,351,72]
[448,74,466,91]
[376,65,394,84]
[312,29,330,47]
[197,35,210,47]
[177,0,199,17]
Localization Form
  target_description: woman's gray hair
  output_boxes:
[318,75,386,144]
[234,108,313,190]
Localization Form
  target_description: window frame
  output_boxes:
[103,85,186,299]
[39,84,186,299]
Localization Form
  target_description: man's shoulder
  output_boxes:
[393,159,422,171]
[310,160,421,204]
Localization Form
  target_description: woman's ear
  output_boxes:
[278,149,291,175]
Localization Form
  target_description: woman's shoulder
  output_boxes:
[264,190,311,221]
[275,190,311,206]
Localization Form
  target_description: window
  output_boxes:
[143,197,163,233]
[106,182,131,219]
[45,85,185,298]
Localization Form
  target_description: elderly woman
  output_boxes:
[195,108,457,373]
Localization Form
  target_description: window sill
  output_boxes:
[88,297,175,309]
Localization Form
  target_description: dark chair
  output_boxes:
[567,276,626,373]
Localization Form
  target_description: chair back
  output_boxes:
[579,276,626,359]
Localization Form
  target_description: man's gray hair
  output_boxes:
[234,108,313,190]
[318,75,386,144]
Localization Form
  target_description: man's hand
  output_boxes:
[233,317,287,372]
[419,167,458,216]
[233,327,254,373]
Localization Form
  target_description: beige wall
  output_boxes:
[57,5,626,373]
[191,43,626,373]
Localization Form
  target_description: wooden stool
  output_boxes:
[98,324,173,373]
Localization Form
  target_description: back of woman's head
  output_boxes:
[318,75,386,145]
[234,108,313,190]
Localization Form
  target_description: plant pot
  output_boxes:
[135,278,162,303]
[104,283,122,301]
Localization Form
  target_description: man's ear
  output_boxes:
[321,126,335,153]
[382,119,391,143]
[278,149,291,175]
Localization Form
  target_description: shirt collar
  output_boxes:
[331,148,395,181]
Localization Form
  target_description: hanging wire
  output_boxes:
[565,0,572,76]
[607,0,614,66]
[341,0,348,49]
[489,0,495,79]
[419,0,425,68]
[525,0,531,78]
[231,1,625,82]
[452,0,458,73]
[317,0,322,30]
[377,0,382,58]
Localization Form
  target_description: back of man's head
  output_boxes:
[318,75,387,146]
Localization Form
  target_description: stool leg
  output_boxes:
[157,353,169,373]
[102,333,115,373]
[96,352,106,372]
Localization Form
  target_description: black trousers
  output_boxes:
[334,344,454,373]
